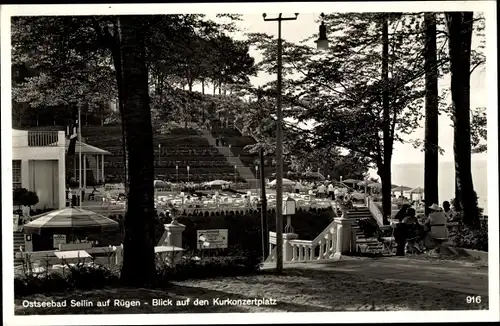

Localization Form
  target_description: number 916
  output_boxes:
[466,296,481,304]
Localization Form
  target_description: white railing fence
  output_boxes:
[27,131,59,147]
[266,214,354,263]
[365,196,385,226]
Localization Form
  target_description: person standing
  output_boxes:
[328,183,335,200]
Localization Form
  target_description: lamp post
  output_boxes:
[78,105,82,208]
[234,165,237,184]
[176,165,179,186]
[263,12,328,273]
[315,13,330,50]
[263,12,298,273]
[158,144,161,166]
[255,165,259,195]
[284,196,296,234]
[187,166,190,183]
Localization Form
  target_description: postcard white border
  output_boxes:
[2,1,499,324]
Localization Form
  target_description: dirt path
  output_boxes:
[14,257,489,314]
[276,256,488,296]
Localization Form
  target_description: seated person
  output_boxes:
[402,208,424,253]
[88,186,98,200]
[442,200,459,222]
[423,203,448,249]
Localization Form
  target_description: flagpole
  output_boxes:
[78,105,82,209]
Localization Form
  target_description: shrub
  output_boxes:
[15,253,262,297]
[448,220,488,252]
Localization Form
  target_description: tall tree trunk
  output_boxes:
[446,12,479,228]
[201,79,205,95]
[424,13,439,214]
[381,15,391,224]
[116,15,156,287]
[110,20,129,189]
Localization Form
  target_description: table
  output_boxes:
[155,245,184,253]
[54,250,91,260]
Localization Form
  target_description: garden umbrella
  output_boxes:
[410,187,424,194]
[357,180,374,187]
[392,185,412,196]
[268,178,295,186]
[342,179,361,187]
[367,183,382,189]
[206,180,232,186]
[23,207,119,235]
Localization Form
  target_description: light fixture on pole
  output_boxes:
[316,13,329,50]
[263,12,298,274]
[283,196,296,234]
[158,144,161,165]
[176,165,179,186]
[255,165,259,194]
[78,105,82,208]
[234,165,237,184]
[187,166,190,183]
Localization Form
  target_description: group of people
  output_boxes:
[394,201,460,255]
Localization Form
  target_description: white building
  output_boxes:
[12,129,66,209]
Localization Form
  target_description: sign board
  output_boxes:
[53,234,67,248]
[197,229,228,249]
[13,215,20,231]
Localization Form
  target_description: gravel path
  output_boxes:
[15,256,488,314]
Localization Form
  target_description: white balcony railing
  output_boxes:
[27,131,59,147]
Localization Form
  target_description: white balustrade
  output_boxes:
[266,214,353,263]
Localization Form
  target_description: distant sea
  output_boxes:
[389,160,489,215]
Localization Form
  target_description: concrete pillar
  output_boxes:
[282,233,298,262]
[24,234,33,252]
[101,154,105,182]
[333,217,354,259]
[114,244,123,266]
[164,222,186,265]
[21,159,30,189]
[57,131,66,209]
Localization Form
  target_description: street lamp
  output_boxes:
[263,12,328,273]
[158,144,161,166]
[234,165,237,184]
[263,12,298,274]
[187,166,190,183]
[176,165,179,186]
[315,13,329,50]
[255,165,259,195]
[283,196,296,234]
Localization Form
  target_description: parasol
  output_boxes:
[23,207,120,235]
[392,185,412,193]
[268,178,295,186]
[342,179,361,185]
[410,187,424,194]
[206,180,232,186]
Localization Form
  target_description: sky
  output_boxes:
[202,13,488,165]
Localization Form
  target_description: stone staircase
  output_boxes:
[343,205,385,252]
[14,231,25,266]
[199,127,256,184]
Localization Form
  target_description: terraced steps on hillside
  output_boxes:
[199,127,255,181]
[81,126,242,183]
[209,123,285,179]
[14,231,25,266]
